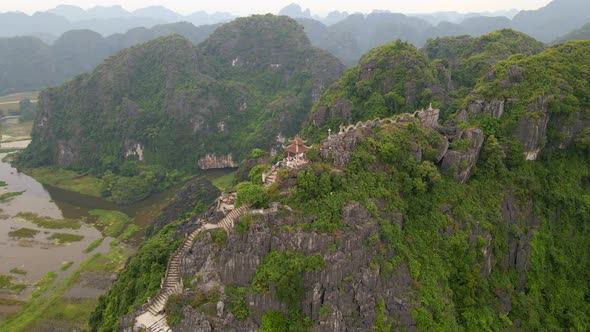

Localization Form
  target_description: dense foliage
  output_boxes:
[471,41,590,114]
[19,15,343,178]
[85,29,590,332]
[18,98,37,122]
[304,30,547,141]
[424,29,544,89]
[291,40,590,330]
[89,222,182,331]
[101,162,182,204]
[292,119,589,329]
[235,182,269,208]
[303,40,443,140]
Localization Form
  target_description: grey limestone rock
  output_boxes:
[440,127,484,183]
[177,203,416,331]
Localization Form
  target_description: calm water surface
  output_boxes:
[0,140,233,308]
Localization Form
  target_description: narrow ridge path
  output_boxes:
[135,167,279,331]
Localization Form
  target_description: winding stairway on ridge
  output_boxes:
[134,167,279,332]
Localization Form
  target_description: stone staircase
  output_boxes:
[263,167,278,189]
[135,165,280,331]
[146,316,170,332]
[218,205,250,232]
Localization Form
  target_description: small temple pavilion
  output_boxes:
[283,135,311,168]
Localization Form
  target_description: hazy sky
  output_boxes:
[1,0,553,16]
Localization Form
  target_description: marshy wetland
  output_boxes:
[0,101,235,330]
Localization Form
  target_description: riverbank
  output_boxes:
[21,167,104,198]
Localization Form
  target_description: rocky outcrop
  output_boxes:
[311,99,353,129]
[319,126,372,168]
[462,95,589,160]
[150,177,220,233]
[319,108,441,168]
[197,154,239,170]
[546,110,590,151]
[440,128,484,183]
[466,98,505,119]
[178,203,416,331]
[415,106,440,128]
[501,191,540,288]
[56,139,80,166]
[512,96,552,160]
[173,308,212,332]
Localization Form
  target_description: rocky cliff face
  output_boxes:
[462,94,590,161]
[440,128,485,183]
[320,108,441,169]
[175,203,416,331]
[166,188,546,331]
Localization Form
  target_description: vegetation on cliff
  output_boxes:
[423,29,544,89]
[0,22,220,95]
[87,31,589,331]
[303,29,546,141]
[471,40,590,116]
[303,40,442,139]
[89,222,182,331]
[258,40,590,329]
[19,15,344,191]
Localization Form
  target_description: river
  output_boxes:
[0,140,234,320]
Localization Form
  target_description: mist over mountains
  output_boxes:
[0,22,220,94]
[0,4,234,41]
[1,0,590,92]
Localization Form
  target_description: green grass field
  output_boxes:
[0,92,38,112]
[212,172,236,191]
[0,121,33,141]
[23,167,104,198]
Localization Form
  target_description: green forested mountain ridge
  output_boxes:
[462,40,590,160]
[0,22,220,95]
[20,15,344,174]
[303,40,443,139]
[86,39,590,331]
[551,21,590,45]
[423,29,544,89]
[303,29,546,140]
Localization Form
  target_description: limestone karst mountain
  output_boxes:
[19,15,344,175]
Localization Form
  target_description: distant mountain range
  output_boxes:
[0,5,233,41]
[293,0,590,65]
[1,0,590,94]
[551,20,590,44]
[2,0,588,44]
[0,22,220,95]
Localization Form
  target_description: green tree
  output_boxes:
[575,127,590,154]
[235,182,269,208]
[19,98,37,122]
[111,176,151,204]
[260,311,289,332]
[297,169,318,200]
[318,172,332,197]
[479,135,506,177]
[374,298,393,332]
